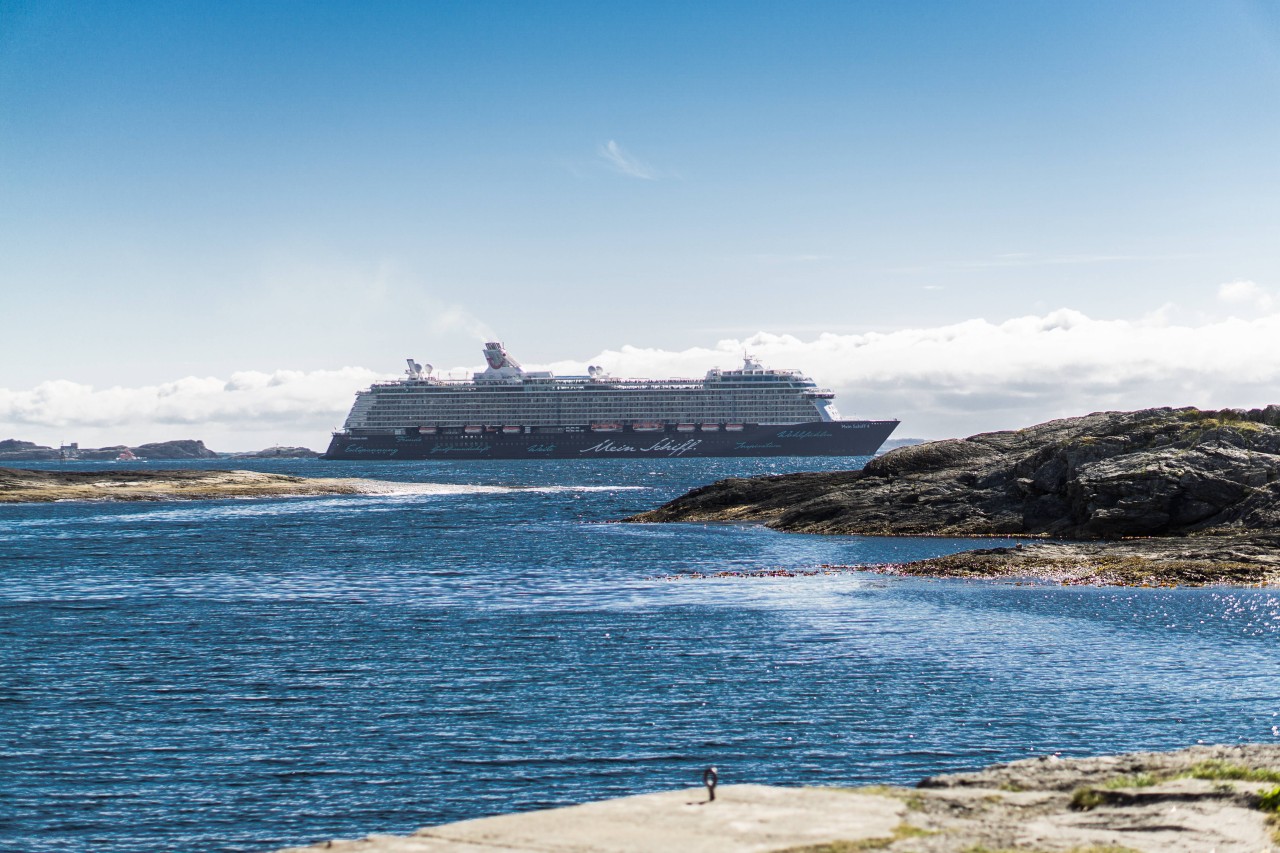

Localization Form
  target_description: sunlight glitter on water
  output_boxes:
[3,457,1279,853]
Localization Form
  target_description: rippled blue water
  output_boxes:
[2,457,1278,853]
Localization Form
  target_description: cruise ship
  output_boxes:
[323,342,898,459]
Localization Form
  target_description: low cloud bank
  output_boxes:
[0,367,388,451]
[552,307,1280,438]
[4,306,1280,449]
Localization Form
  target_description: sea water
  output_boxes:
[2,457,1278,852]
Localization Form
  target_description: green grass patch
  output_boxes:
[962,840,1141,845]
[1091,762,1280,795]
[1185,760,1280,784]
[1069,786,1106,811]
[824,785,923,810]
[782,823,936,852]
[1102,773,1157,789]
[1176,408,1269,435]
[1259,785,1280,813]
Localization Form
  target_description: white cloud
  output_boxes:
[1217,279,1275,313]
[429,304,496,342]
[7,305,1280,449]
[597,140,658,180]
[0,368,390,452]
[538,308,1280,439]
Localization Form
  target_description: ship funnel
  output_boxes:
[482,341,523,373]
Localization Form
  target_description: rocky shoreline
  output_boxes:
[863,536,1280,587]
[626,407,1280,586]
[0,467,365,503]
[278,744,1280,852]
[0,438,320,461]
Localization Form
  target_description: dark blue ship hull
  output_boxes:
[323,421,898,460]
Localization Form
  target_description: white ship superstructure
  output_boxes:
[326,342,897,459]
[343,342,840,432]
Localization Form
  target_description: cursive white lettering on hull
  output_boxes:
[579,440,638,454]
[579,438,703,457]
[639,438,701,457]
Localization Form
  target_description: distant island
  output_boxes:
[0,467,367,503]
[627,407,1280,587]
[0,438,319,461]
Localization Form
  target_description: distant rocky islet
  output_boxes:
[0,439,331,502]
[0,438,319,461]
[0,467,370,503]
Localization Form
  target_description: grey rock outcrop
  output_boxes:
[4,438,223,460]
[628,406,1280,539]
[230,446,320,458]
[0,439,59,461]
[129,440,219,459]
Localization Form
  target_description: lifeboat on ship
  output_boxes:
[632,421,664,432]
[676,424,696,432]
[418,426,438,435]
[502,425,522,434]
[700,423,720,431]
[725,423,744,432]
[463,425,484,435]
[591,422,622,432]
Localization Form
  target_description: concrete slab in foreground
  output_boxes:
[277,784,904,852]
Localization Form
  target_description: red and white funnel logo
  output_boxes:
[484,342,506,370]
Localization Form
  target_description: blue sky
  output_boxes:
[2,1,1279,447]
